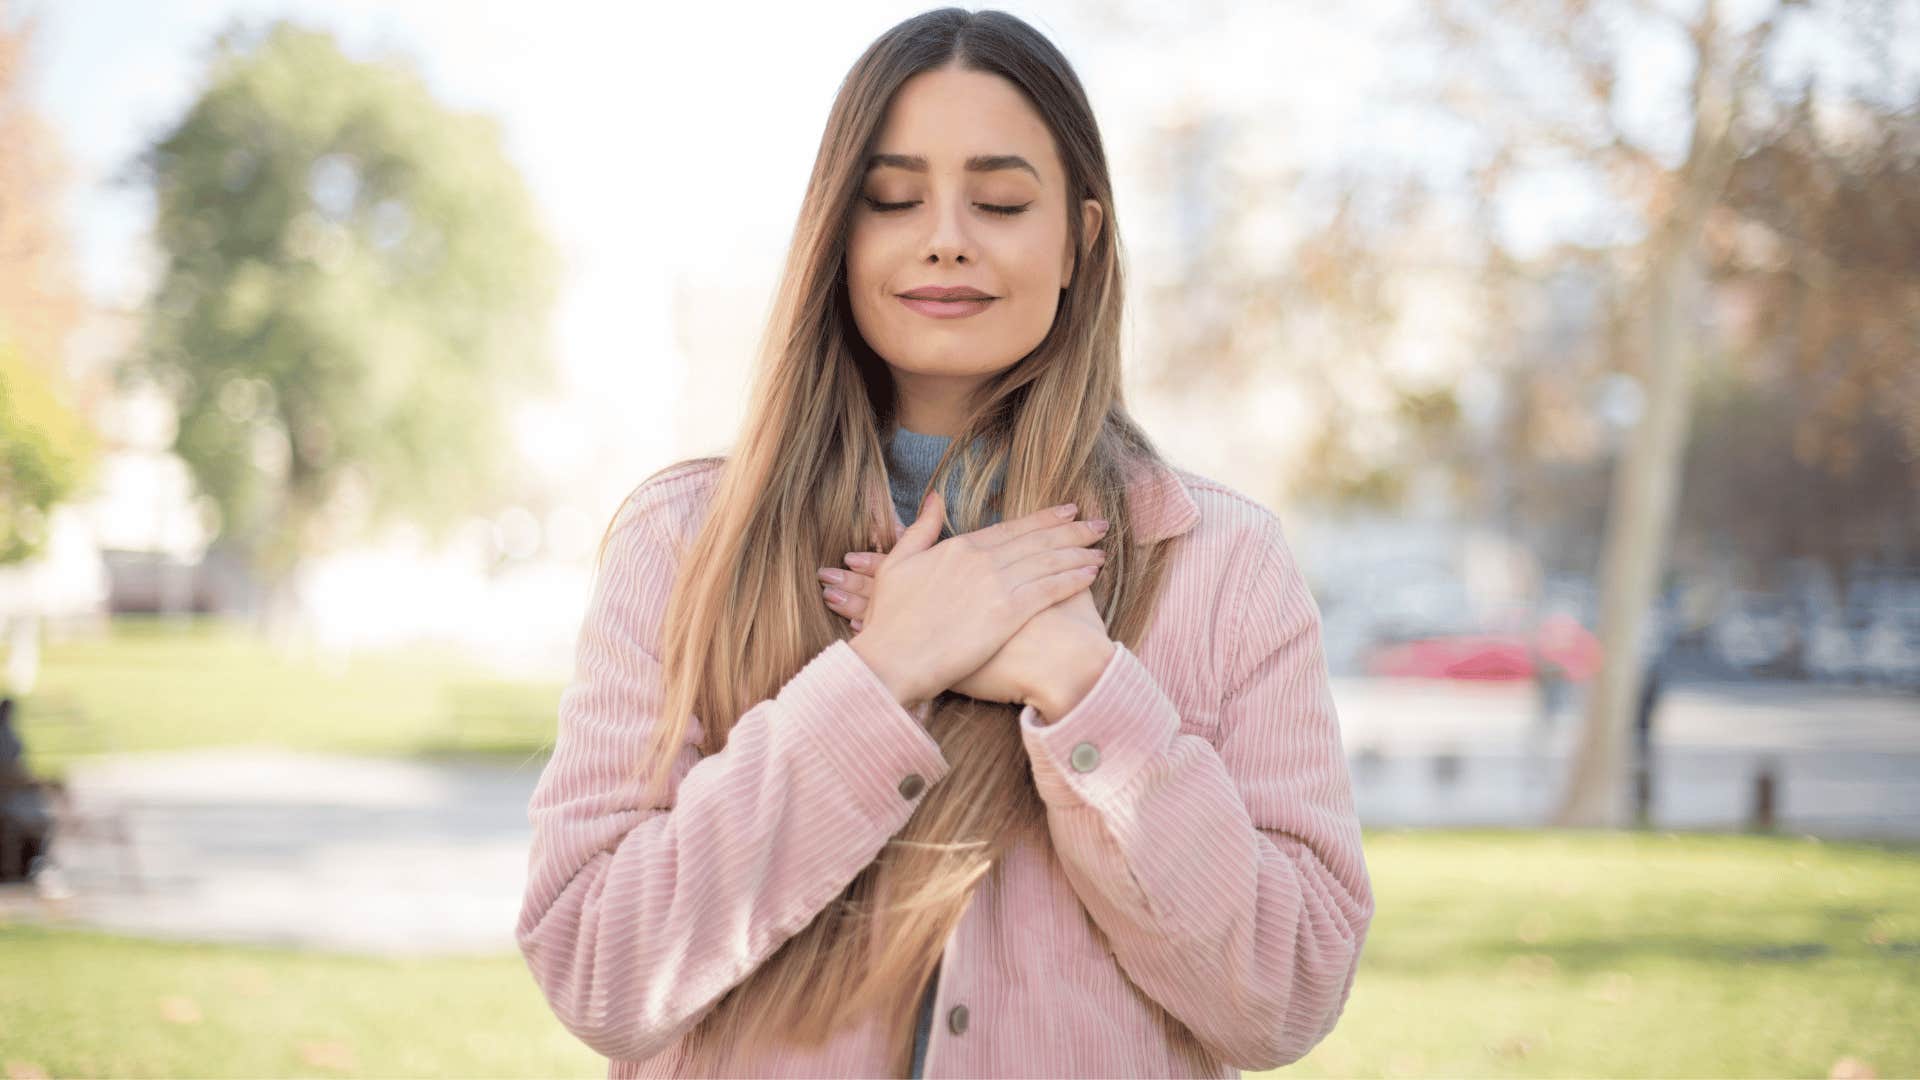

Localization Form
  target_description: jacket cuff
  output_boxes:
[1019,641,1180,809]
[783,638,951,822]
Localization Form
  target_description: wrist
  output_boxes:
[849,632,927,709]
[1026,631,1116,725]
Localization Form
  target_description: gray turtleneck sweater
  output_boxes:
[886,424,1006,539]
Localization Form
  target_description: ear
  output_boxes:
[1062,196,1104,289]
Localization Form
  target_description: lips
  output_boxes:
[897,294,996,319]
[898,286,995,301]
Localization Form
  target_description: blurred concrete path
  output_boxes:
[6,748,543,956]
[1,677,1912,958]
[1335,676,1920,840]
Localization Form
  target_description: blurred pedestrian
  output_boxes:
[0,697,52,883]
[1632,655,1666,826]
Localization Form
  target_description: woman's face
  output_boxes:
[845,64,1102,429]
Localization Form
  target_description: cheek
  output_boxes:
[1008,226,1065,288]
[845,231,908,310]
[999,231,1065,307]
[842,232,898,344]
[843,229,877,291]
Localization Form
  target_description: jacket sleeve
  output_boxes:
[1016,514,1373,1071]
[515,492,950,1062]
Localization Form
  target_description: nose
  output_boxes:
[922,191,974,264]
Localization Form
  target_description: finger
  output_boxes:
[850,617,864,632]
[967,500,1083,548]
[994,516,1110,567]
[889,489,946,561]
[820,582,869,619]
[817,567,872,598]
[1004,544,1106,587]
[817,566,872,599]
[1010,562,1101,620]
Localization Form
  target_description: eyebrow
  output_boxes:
[865,152,1041,182]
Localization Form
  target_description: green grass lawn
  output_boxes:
[1295,828,1919,1078]
[4,619,1915,1075]
[3,828,1914,1078]
[0,923,603,1078]
[8,615,566,780]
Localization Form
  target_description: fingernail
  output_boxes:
[845,552,874,569]
[1055,502,1078,518]
[851,619,863,631]
[817,567,846,585]
[1089,518,1110,533]
[822,586,847,604]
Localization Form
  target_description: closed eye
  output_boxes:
[861,197,1030,217]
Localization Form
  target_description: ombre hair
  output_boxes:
[594,7,1198,1072]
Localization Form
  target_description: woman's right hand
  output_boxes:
[847,489,1109,708]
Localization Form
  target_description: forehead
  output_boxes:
[869,67,1059,182]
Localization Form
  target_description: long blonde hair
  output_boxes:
[597,8,1196,1072]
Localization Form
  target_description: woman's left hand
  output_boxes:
[820,553,1107,708]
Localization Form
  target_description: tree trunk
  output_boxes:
[1553,0,1746,827]
[1553,241,1703,826]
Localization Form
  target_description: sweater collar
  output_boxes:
[876,426,1200,545]
[886,426,998,524]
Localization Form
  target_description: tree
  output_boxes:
[1107,0,1914,826]
[120,19,558,633]
[1697,97,1920,573]
[0,2,94,569]
[1419,0,1915,825]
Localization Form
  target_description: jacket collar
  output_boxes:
[1122,455,1202,544]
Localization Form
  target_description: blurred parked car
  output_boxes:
[1700,580,1920,687]
[1363,612,1603,682]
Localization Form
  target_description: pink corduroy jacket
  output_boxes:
[516,455,1374,1078]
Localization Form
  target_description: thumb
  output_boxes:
[892,488,946,559]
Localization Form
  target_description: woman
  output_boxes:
[516,8,1373,1077]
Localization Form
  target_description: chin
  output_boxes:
[895,351,1015,379]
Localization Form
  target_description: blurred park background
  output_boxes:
[0,0,1914,1076]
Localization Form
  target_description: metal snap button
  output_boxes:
[948,1003,969,1034]
[1070,742,1100,772]
[898,773,926,800]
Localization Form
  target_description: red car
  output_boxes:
[1365,613,1602,681]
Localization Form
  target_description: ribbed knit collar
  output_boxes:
[877,425,1204,545]
[886,425,1005,538]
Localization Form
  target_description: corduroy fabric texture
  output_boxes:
[516,454,1374,1078]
